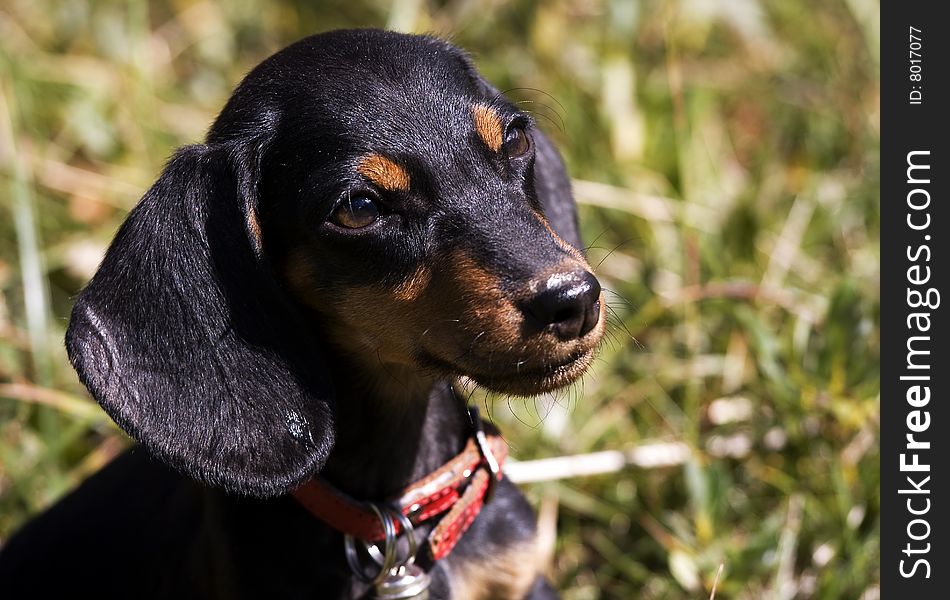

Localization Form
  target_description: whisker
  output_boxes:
[603,287,634,309]
[512,100,566,133]
[451,329,487,365]
[594,237,638,270]
[584,228,612,253]
[601,328,620,352]
[604,304,643,349]
[501,87,567,116]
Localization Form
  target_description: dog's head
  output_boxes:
[66,30,604,497]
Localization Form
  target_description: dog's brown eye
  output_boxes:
[330,195,379,229]
[503,125,530,158]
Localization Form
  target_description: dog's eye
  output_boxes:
[329,195,380,229]
[503,125,530,158]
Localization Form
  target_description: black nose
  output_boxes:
[522,270,601,340]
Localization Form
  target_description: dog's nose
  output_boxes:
[522,270,601,340]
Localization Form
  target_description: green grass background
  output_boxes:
[0,0,879,598]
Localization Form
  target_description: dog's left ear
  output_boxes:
[458,52,584,249]
[66,144,335,498]
[529,125,584,250]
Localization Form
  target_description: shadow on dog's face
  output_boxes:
[66,29,604,496]
[237,31,605,396]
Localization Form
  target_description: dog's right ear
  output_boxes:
[66,144,335,498]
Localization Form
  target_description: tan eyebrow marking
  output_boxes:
[357,154,411,192]
[247,207,262,251]
[472,103,504,152]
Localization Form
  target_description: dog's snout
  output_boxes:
[522,270,601,340]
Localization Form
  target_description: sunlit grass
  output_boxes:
[0,1,879,598]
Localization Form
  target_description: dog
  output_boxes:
[0,29,605,599]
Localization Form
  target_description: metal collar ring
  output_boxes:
[343,502,397,583]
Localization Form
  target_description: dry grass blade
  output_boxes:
[709,563,724,600]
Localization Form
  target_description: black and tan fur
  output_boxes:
[0,29,604,599]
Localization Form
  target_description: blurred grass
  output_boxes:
[0,0,879,598]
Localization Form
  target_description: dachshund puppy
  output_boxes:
[0,29,604,599]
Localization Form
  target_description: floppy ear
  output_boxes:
[458,55,584,249]
[530,128,584,250]
[66,144,335,498]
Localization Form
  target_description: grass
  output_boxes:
[0,0,879,598]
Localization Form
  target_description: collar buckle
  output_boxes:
[468,406,501,503]
[292,402,508,563]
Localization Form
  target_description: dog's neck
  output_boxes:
[318,359,471,501]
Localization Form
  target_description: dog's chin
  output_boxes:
[454,346,597,397]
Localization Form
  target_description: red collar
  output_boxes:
[291,417,507,561]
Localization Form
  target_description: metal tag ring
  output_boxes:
[385,504,419,567]
[343,502,398,583]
